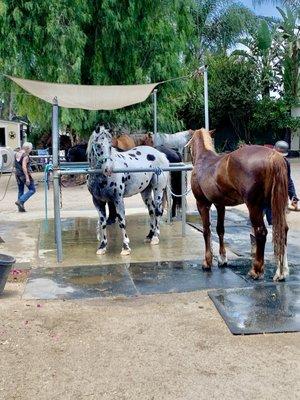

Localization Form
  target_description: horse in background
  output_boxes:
[188,128,289,282]
[87,125,169,255]
[66,143,88,162]
[129,129,194,154]
[37,132,72,158]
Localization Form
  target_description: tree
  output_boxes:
[276,5,300,105]
[192,0,257,57]
[179,54,259,146]
[232,19,281,97]
[0,0,196,137]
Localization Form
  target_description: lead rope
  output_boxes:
[0,166,14,201]
[154,167,192,197]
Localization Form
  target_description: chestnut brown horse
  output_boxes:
[189,129,289,281]
[111,134,136,151]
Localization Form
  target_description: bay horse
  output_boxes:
[188,128,289,281]
[87,125,169,255]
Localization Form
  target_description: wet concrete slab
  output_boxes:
[0,220,40,268]
[23,260,248,300]
[208,283,300,334]
[38,215,208,268]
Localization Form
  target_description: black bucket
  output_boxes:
[0,254,16,295]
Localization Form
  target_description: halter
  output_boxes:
[91,142,112,165]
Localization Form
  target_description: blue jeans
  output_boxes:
[17,178,36,204]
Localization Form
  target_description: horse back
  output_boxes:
[216,145,281,204]
[193,145,281,206]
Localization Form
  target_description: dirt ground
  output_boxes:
[0,160,299,400]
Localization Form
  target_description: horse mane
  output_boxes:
[86,134,94,157]
[200,129,214,151]
[192,129,215,152]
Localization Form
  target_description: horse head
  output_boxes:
[87,124,114,176]
[141,132,153,146]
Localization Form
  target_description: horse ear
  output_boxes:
[185,137,194,148]
[147,132,152,138]
[209,129,216,138]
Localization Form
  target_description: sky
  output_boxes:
[240,0,281,17]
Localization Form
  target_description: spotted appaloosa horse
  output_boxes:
[189,128,289,281]
[87,125,169,255]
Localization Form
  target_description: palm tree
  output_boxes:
[193,0,257,58]
[276,5,300,104]
[231,19,281,97]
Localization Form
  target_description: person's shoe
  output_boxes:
[288,201,300,212]
[15,201,26,212]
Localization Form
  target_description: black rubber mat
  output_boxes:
[23,260,248,300]
[129,260,248,295]
[208,283,300,335]
[227,258,300,284]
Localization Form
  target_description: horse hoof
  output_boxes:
[96,248,106,255]
[150,236,159,245]
[120,248,131,256]
[218,255,228,267]
[202,265,212,271]
[273,274,285,282]
[248,269,263,280]
[273,271,288,282]
[144,237,151,243]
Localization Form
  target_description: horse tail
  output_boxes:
[269,153,288,272]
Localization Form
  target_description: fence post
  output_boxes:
[204,65,209,131]
[181,169,187,237]
[152,89,157,146]
[52,97,63,262]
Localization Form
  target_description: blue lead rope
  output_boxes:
[44,163,53,222]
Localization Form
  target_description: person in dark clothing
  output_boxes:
[265,140,299,225]
[14,142,36,212]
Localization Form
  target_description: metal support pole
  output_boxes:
[204,65,209,130]
[153,89,157,146]
[181,169,187,237]
[52,98,63,262]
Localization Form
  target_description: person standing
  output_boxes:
[14,142,36,212]
[264,140,299,224]
[274,140,299,211]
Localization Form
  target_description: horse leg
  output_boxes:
[151,173,169,244]
[216,205,227,267]
[92,197,108,255]
[197,201,213,270]
[141,187,158,245]
[273,224,289,281]
[115,199,131,256]
[248,206,268,279]
[107,201,117,225]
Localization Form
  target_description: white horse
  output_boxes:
[87,125,169,255]
[153,130,194,154]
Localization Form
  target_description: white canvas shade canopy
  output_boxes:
[7,75,160,110]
